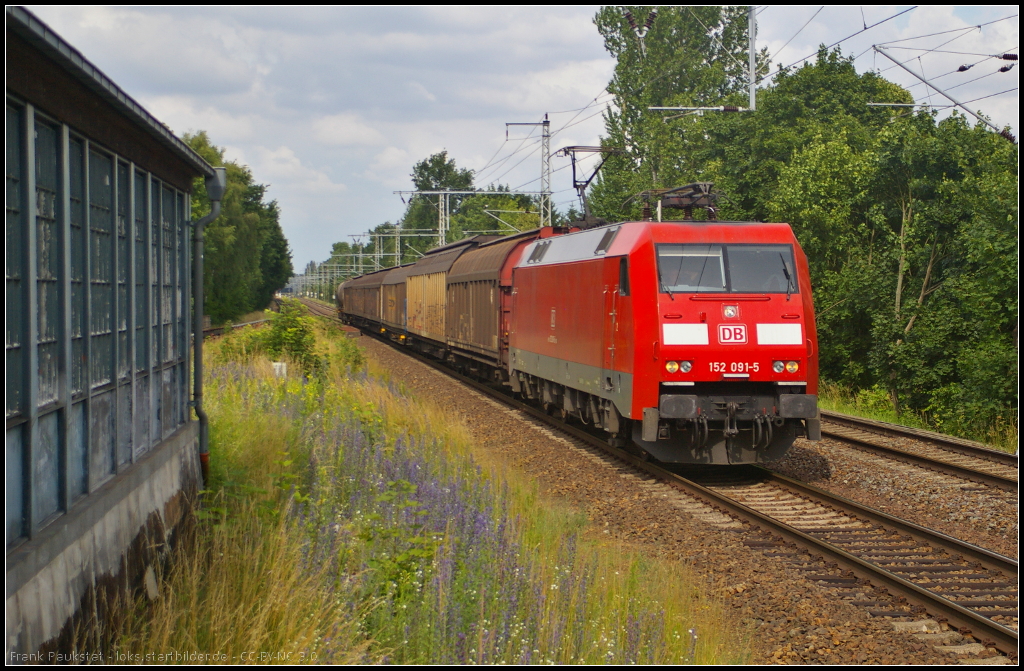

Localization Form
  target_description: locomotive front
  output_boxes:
[631,222,820,464]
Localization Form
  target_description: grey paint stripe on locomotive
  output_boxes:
[509,347,634,418]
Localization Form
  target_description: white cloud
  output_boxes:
[408,82,437,103]
[21,5,1015,267]
[363,146,416,188]
[312,113,386,146]
[251,146,347,194]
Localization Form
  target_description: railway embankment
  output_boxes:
[355,334,1002,664]
[110,310,745,664]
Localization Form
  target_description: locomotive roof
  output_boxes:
[514,220,796,269]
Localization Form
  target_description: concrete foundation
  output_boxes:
[5,422,200,662]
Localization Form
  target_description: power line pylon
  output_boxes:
[506,115,551,227]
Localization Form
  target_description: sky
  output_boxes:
[25,6,1019,269]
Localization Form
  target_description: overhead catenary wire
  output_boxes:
[944,68,1008,93]
[872,31,1007,78]
[772,6,823,60]
[875,14,1018,46]
[877,47,1020,58]
[760,5,918,83]
[475,126,539,180]
[481,6,1016,212]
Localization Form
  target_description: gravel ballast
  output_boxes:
[767,438,1018,560]
[357,336,1014,664]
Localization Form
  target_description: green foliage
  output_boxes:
[185,131,294,324]
[589,6,766,221]
[592,32,1016,444]
[357,479,440,601]
[261,299,318,367]
[216,299,365,377]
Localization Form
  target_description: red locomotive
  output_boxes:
[339,204,819,464]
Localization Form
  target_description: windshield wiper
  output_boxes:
[779,253,794,301]
[659,272,675,300]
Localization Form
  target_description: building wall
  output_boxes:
[5,8,215,659]
[6,93,200,660]
[6,422,200,660]
[6,97,193,549]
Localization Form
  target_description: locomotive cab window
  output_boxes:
[657,244,798,294]
[618,256,630,296]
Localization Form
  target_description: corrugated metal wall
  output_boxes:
[447,280,500,355]
[5,99,192,548]
[407,272,446,341]
[381,282,406,329]
[346,286,380,321]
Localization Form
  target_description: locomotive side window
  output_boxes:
[618,256,630,296]
[657,244,798,294]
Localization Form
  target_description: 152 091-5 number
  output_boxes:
[709,361,760,373]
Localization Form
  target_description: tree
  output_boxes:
[698,47,912,221]
[400,151,475,256]
[589,6,764,221]
[185,131,294,323]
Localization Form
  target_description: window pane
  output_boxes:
[727,245,798,294]
[6,425,25,546]
[657,244,726,292]
[69,401,87,499]
[89,150,114,388]
[33,411,60,522]
[117,161,130,380]
[6,104,24,418]
[134,172,148,371]
[70,139,86,396]
[656,243,798,294]
[89,389,114,491]
[35,120,61,407]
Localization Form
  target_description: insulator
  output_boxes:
[624,10,638,30]
[999,53,1018,60]
[998,63,1015,73]
[957,64,973,72]
[644,10,657,29]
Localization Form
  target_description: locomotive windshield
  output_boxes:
[657,244,798,294]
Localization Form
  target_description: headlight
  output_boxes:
[680,361,692,373]
[786,361,799,373]
[665,361,680,373]
[773,361,785,373]
[723,305,738,319]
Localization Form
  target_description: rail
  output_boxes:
[333,317,1018,656]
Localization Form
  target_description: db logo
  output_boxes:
[718,324,747,344]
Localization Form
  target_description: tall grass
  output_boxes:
[113,319,744,663]
[818,380,1018,453]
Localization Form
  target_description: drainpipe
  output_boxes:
[192,167,227,483]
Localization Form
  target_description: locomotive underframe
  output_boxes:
[638,382,820,464]
[345,312,819,466]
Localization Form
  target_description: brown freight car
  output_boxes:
[381,264,415,330]
[339,267,389,325]
[405,240,479,344]
[445,232,539,369]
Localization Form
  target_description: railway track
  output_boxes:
[303,298,1018,656]
[820,410,1018,492]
